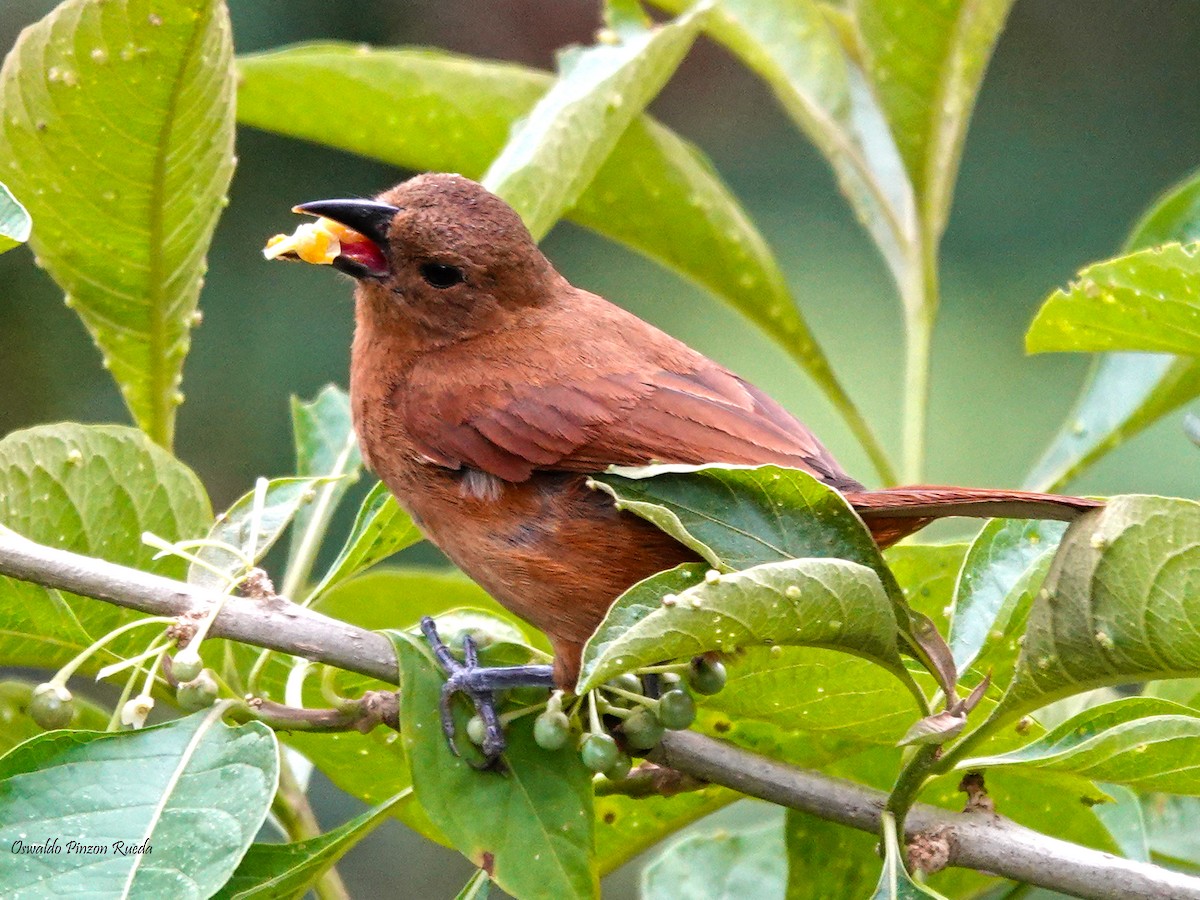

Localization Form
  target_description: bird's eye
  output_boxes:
[420,262,465,289]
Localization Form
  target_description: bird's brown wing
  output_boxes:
[401,304,860,490]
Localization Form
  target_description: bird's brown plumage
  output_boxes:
[294,173,1099,688]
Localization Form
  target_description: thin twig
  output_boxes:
[2,529,1199,900]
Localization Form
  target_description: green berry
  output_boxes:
[622,705,665,750]
[176,670,219,711]
[533,709,570,750]
[657,689,696,730]
[687,656,727,695]
[466,715,488,747]
[580,732,619,773]
[171,651,203,683]
[29,683,74,730]
[606,673,642,695]
[603,750,632,782]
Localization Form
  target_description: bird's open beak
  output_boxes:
[263,199,399,279]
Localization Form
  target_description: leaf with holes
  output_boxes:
[0,424,211,670]
[989,496,1200,725]
[1027,167,1200,491]
[590,465,881,574]
[0,180,30,255]
[1027,242,1200,358]
[0,0,236,446]
[702,646,920,746]
[590,464,953,692]
[0,706,277,898]
[961,698,1200,795]
[578,557,919,706]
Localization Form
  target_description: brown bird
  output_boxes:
[273,173,1098,758]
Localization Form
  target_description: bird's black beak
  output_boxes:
[292,199,399,278]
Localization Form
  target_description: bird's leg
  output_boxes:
[419,616,555,766]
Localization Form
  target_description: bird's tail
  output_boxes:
[843,486,1102,548]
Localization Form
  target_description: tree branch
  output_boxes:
[2,528,1199,900]
[0,528,396,682]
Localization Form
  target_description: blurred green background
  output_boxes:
[2,1,1198,896]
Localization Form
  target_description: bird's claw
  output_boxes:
[421,616,508,767]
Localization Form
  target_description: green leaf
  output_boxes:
[0,706,277,898]
[786,808,878,899]
[590,465,885,574]
[1129,166,1200,249]
[1093,783,1150,863]
[870,812,949,900]
[1026,167,1200,491]
[0,423,211,669]
[1027,242,1200,357]
[392,631,598,900]
[966,553,1055,695]
[886,542,969,630]
[949,519,1067,674]
[215,790,408,900]
[236,44,893,483]
[277,728,446,849]
[653,0,915,288]
[0,180,30,255]
[589,464,952,691]
[0,0,236,447]
[189,476,328,592]
[282,575,550,850]
[453,869,491,900]
[1025,353,1200,491]
[577,557,917,701]
[961,698,1200,795]
[1143,795,1200,868]
[594,785,737,875]
[0,681,109,755]
[854,0,1014,239]
[990,496,1200,724]
[483,4,708,240]
[307,481,424,603]
[642,815,786,899]
[282,386,362,600]
[704,646,919,745]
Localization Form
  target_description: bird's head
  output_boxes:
[265,173,561,338]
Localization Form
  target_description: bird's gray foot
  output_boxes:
[419,616,555,767]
